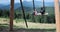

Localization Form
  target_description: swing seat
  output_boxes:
[44,13,48,15]
[36,13,41,15]
[36,13,48,15]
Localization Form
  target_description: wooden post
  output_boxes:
[54,0,60,32]
[20,0,28,28]
[10,0,14,31]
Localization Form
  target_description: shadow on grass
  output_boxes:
[0,24,56,32]
[12,28,56,32]
[0,24,9,28]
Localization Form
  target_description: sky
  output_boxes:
[0,0,60,4]
[0,0,60,5]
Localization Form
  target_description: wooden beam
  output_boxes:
[20,0,28,28]
[10,0,14,31]
[54,0,60,32]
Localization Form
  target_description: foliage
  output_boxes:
[0,7,55,23]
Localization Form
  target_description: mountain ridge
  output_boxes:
[0,1,55,10]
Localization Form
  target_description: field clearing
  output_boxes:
[0,18,56,32]
[0,18,56,29]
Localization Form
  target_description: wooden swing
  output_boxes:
[33,0,48,16]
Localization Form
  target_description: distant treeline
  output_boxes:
[0,9,55,23]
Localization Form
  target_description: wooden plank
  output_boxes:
[10,0,14,31]
[54,0,60,32]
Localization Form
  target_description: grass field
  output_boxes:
[0,18,56,32]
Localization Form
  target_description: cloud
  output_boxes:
[0,0,10,4]
[0,0,60,5]
[44,0,54,2]
[32,0,54,2]
[15,0,24,3]
[23,0,54,2]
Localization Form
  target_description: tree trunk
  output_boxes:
[54,0,60,32]
[10,0,14,31]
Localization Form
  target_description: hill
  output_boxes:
[0,1,54,10]
[0,1,56,15]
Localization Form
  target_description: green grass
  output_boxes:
[0,18,56,29]
[0,18,56,32]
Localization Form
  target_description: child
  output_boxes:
[33,9,37,15]
[40,7,45,15]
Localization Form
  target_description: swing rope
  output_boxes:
[32,0,36,22]
[33,0,36,11]
[43,0,45,14]
[20,0,28,28]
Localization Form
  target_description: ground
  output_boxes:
[0,18,56,32]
